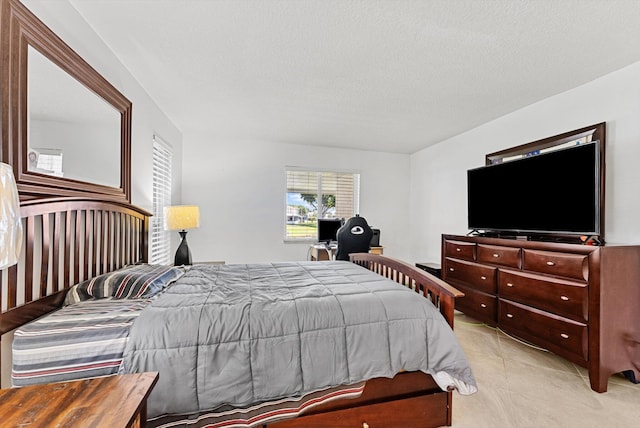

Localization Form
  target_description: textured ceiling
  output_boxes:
[67,0,640,154]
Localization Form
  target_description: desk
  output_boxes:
[310,244,337,261]
[309,245,384,261]
[0,372,158,428]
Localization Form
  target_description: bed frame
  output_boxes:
[0,199,464,428]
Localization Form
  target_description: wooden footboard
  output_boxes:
[268,371,449,428]
[349,253,464,328]
[268,253,466,428]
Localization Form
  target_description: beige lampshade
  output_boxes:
[0,162,23,269]
[164,205,200,231]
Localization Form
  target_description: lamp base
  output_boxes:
[174,230,192,266]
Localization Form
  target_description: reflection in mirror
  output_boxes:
[28,147,63,176]
[27,46,121,188]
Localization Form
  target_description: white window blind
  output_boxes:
[150,136,172,264]
[285,169,360,240]
[33,148,64,177]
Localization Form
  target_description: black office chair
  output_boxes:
[335,215,374,261]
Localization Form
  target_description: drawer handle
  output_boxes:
[506,282,514,287]
[560,296,569,301]
[480,276,486,280]
[560,333,569,339]
[449,267,454,272]
[506,313,513,318]
[456,248,461,252]
[480,303,487,308]
[546,261,556,266]
[493,253,500,258]
[363,423,370,428]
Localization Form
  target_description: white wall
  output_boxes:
[181,132,411,264]
[410,61,640,264]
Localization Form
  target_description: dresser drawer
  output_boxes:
[499,299,587,361]
[498,269,588,322]
[455,286,497,325]
[522,249,589,281]
[477,244,521,268]
[444,240,476,261]
[444,258,496,294]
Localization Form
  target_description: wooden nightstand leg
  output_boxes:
[137,401,148,428]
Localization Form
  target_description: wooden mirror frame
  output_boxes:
[0,0,132,203]
[484,122,606,242]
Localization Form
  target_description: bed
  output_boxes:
[1,198,476,428]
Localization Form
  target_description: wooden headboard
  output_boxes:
[0,198,150,336]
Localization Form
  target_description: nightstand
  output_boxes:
[192,261,225,265]
[415,262,441,279]
[0,372,158,427]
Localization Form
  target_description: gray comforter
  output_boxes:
[120,261,476,419]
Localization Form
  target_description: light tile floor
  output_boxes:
[451,312,640,428]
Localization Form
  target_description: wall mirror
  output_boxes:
[1,0,132,202]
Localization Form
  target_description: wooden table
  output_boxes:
[0,372,158,428]
[310,246,384,261]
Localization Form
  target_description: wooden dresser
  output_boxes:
[0,372,158,427]
[441,234,640,392]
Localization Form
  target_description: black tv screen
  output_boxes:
[467,141,601,236]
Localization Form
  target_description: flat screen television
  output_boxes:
[317,218,343,243]
[467,141,602,238]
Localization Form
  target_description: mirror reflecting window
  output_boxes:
[27,47,121,188]
[1,0,132,202]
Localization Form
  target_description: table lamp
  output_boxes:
[164,205,200,266]
[0,162,23,270]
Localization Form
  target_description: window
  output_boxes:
[150,136,172,264]
[285,169,360,241]
[30,148,64,177]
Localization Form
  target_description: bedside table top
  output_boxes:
[192,261,225,265]
[0,372,158,427]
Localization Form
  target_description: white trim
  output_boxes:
[150,136,173,264]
